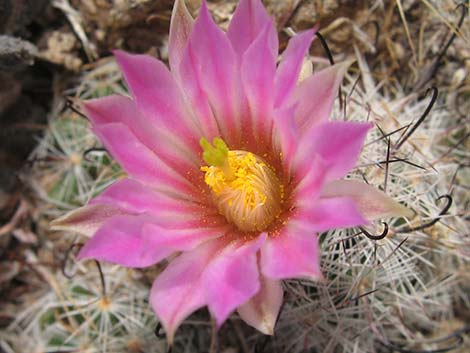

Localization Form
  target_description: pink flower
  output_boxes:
[52,0,412,341]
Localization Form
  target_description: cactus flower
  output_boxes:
[52,0,412,342]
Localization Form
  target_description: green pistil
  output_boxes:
[200,137,235,180]
[200,137,229,167]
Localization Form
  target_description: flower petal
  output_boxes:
[203,234,266,327]
[50,204,130,237]
[178,44,220,140]
[150,239,223,344]
[227,0,274,61]
[142,223,224,256]
[321,180,414,220]
[91,178,225,231]
[93,122,198,198]
[84,95,200,170]
[91,178,201,214]
[169,0,193,75]
[76,214,158,267]
[294,121,373,181]
[261,222,321,280]
[272,105,299,171]
[77,214,223,267]
[296,197,367,232]
[113,50,202,151]
[293,61,352,130]
[182,1,241,143]
[292,155,327,201]
[238,272,283,335]
[241,22,277,143]
[274,29,315,108]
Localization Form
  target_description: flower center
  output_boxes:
[200,138,283,232]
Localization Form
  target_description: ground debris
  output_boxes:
[0,35,37,71]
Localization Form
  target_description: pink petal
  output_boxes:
[292,155,327,201]
[178,42,220,140]
[84,95,200,172]
[113,50,201,151]
[181,1,241,143]
[274,29,315,108]
[151,235,266,341]
[321,180,414,220]
[272,105,299,171]
[147,213,227,231]
[261,222,321,280]
[179,46,221,141]
[227,0,275,62]
[91,178,201,215]
[169,0,193,75]
[93,122,198,198]
[77,214,223,268]
[150,239,223,343]
[294,121,373,181]
[203,234,266,326]
[83,96,127,126]
[293,61,352,130]
[296,197,367,232]
[238,272,283,335]
[50,204,130,237]
[76,214,160,267]
[142,223,225,255]
[91,178,225,231]
[241,22,277,142]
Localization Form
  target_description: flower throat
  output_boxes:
[200,138,283,232]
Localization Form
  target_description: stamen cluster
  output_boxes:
[201,139,283,232]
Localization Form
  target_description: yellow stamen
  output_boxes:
[200,138,283,232]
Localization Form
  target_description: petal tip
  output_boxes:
[199,0,209,14]
[395,203,415,219]
[304,269,324,282]
[50,206,94,235]
[112,49,127,60]
[166,330,176,346]
[237,275,283,335]
[296,27,316,46]
[81,98,104,120]
[112,49,138,71]
[258,321,275,336]
[50,204,128,237]
[321,180,415,221]
[75,246,92,261]
[112,49,133,72]
[169,0,194,73]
